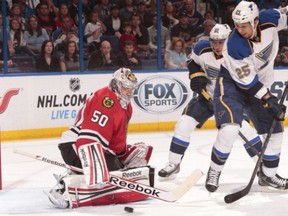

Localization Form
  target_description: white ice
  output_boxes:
[1,129,288,216]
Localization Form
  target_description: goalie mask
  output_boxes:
[109,68,138,109]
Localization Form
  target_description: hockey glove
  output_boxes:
[262,91,286,121]
[189,72,208,94]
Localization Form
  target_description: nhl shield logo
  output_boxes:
[69,78,80,92]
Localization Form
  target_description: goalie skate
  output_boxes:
[158,162,180,180]
[45,189,69,209]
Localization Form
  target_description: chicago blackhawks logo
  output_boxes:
[102,97,114,108]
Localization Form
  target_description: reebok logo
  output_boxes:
[122,170,142,178]
[110,175,160,197]
[0,89,20,114]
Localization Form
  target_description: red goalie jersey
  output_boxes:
[74,86,132,155]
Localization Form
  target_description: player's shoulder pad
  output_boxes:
[259,9,280,28]
[193,40,212,56]
[227,29,252,60]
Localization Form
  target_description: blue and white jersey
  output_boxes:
[189,40,225,97]
[222,9,287,89]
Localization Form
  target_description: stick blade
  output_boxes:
[171,169,203,201]
[224,189,248,204]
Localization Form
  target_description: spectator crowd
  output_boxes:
[0,0,287,73]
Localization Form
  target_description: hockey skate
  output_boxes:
[205,167,221,192]
[258,166,288,190]
[158,162,180,179]
[46,189,69,209]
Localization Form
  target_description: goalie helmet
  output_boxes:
[210,24,231,41]
[109,68,138,109]
[232,1,259,27]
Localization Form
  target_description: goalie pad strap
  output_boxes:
[78,142,109,186]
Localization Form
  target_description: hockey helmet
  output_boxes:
[210,24,231,41]
[232,1,259,26]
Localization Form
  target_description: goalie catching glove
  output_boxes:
[261,90,286,121]
[119,142,153,168]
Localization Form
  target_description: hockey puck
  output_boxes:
[124,206,134,213]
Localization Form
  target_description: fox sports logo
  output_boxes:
[133,75,189,114]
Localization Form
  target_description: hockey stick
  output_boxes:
[13,149,203,202]
[224,84,288,204]
[238,131,261,157]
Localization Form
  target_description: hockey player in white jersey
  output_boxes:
[158,23,263,178]
[205,1,287,193]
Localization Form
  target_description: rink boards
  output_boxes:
[0,70,287,141]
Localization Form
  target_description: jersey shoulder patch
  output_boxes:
[259,9,280,28]
[102,96,115,108]
[193,40,212,56]
[227,30,252,60]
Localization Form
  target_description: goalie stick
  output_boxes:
[224,83,288,204]
[13,149,203,202]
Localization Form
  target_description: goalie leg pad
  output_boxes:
[57,166,154,208]
[78,142,109,186]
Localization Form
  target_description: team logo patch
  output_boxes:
[102,97,114,108]
[217,110,225,119]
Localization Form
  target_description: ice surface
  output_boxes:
[1,129,288,216]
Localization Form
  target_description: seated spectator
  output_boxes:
[35,39,60,72]
[117,40,142,70]
[104,4,122,38]
[275,46,288,66]
[131,12,149,56]
[119,21,137,50]
[148,13,170,55]
[203,10,215,21]
[194,19,216,43]
[93,0,111,21]
[136,0,153,28]
[36,2,56,36]
[24,15,50,56]
[37,0,59,15]
[0,12,14,56]
[69,0,89,27]
[178,0,204,29]
[171,11,196,55]
[9,3,26,32]
[52,15,79,56]
[17,0,35,19]
[9,18,35,56]
[54,3,74,29]
[119,0,137,22]
[84,10,106,53]
[0,41,14,69]
[164,37,188,69]
[162,1,179,30]
[59,40,79,72]
[87,40,118,70]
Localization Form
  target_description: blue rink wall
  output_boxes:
[0,70,287,141]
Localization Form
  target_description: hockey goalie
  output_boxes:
[46,68,154,208]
